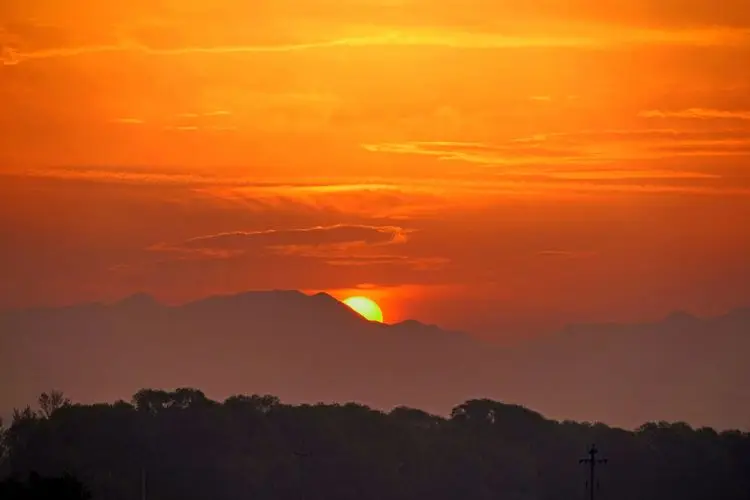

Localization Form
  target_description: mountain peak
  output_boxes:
[179,289,371,327]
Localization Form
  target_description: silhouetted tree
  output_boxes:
[38,391,71,419]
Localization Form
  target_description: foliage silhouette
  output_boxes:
[1,388,749,500]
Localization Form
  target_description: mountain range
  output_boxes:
[2,290,748,430]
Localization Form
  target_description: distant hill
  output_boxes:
[1,290,748,430]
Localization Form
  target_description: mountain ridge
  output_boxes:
[2,290,749,430]
[6,288,749,332]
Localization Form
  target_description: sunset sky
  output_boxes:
[2,0,750,337]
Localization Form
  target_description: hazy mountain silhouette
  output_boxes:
[2,290,748,430]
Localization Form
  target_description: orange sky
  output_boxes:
[1,0,750,336]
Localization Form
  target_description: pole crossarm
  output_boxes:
[579,444,607,500]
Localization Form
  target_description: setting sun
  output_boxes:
[343,296,384,323]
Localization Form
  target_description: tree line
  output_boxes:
[1,388,748,500]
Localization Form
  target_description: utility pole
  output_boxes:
[579,444,607,500]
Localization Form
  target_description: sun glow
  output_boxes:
[343,296,384,323]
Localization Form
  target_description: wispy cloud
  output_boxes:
[363,127,750,179]
[175,111,232,118]
[186,224,411,248]
[540,170,719,180]
[5,163,749,202]
[15,167,230,185]
[111,118,145,124]
[149,224,412,259]
[165,125,200,131]
[639,108,750,120]
[3,25,749,65]
[3,167,452,218]
[520,128,750,142]
[363,141,584,166]
[0,38,364,65]
[143,224,449,270]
